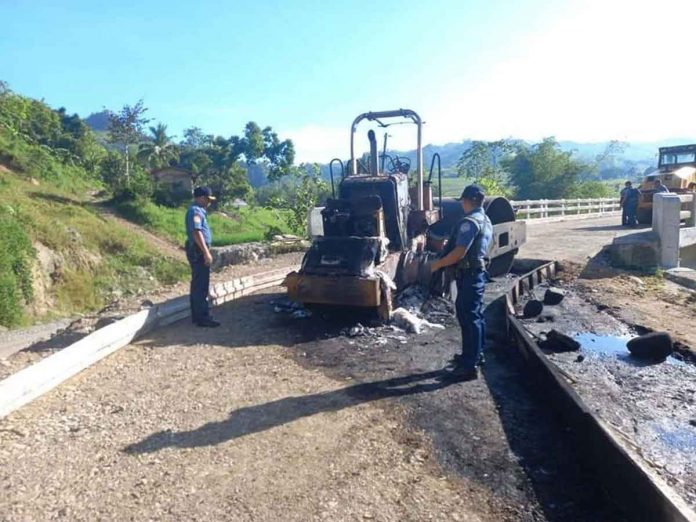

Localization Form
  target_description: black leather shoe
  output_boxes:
[440,365,478,382]
[196,319,221,328]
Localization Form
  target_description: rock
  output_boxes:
[523,300,544,318]
[29,177,40,186]
[543,288,565,305]
[539,329,580,353]
[575,354,585,363]
[627,332,673,361]
[140,299,155,309]
[348,324,366,337]
[627,275,645,286]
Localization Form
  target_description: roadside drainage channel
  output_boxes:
[506,261,696,522]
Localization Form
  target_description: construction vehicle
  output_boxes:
[637,144,696,224]
[284,109,526,318]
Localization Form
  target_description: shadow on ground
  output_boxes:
[574,224,650,233]
[124,370,452,453]
[132,266,623,520]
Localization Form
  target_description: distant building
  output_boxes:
[151,167,193,206]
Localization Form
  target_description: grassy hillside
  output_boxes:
[114,200,292,246]
[0,169,188,327]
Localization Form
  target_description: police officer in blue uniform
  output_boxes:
[185,187,220,327]
[621,181,641,227]
[431,185,493,380]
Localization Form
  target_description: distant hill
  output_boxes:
[84,110,110,132]
[317,137,696,183]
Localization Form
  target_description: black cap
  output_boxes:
[458,184,485,202]
[193,186,216,200]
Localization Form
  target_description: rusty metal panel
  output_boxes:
[284,272,381,307]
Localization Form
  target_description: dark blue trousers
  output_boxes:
[455,270,487,370]
[187,251,211,323]
[625,201,638,226]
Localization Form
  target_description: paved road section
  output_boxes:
[522,217,648,263]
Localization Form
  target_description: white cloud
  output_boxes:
[290,0,696,162]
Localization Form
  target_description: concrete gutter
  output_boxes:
[665,267,696,291]
[506,262,696,522]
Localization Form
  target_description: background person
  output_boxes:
[620,181,630,226]
[430,185,493,381]
[622,181,640,227]
[654,179,669,193]
[185,187,220,328]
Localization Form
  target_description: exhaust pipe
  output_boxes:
[368,130,379,175]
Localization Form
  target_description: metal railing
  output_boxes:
[511,198,621,220]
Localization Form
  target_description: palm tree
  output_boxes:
[137,123,179,169]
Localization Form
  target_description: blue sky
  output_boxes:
[2,0,695,161]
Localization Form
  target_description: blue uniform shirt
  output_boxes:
[624,187,640,203]
[185,204,212,247]
[455,207,492,260]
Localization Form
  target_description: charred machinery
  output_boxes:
[284,109,526,318]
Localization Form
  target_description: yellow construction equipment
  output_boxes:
[637,144,696,224]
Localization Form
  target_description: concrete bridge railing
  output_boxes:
[511,198,620,220]
[652,193,696,269]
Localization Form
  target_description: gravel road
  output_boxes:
[0,274,622,521]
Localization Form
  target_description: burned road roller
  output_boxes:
[283,109,526,319]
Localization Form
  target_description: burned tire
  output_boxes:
[488,251,516,278]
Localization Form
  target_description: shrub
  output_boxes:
[0,207,35,326]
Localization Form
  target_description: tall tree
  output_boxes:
[457,140,514,196]
[504,138,586,199]
[137,123,179,169]
[107,100,150,181]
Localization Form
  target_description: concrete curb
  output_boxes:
[665,268,696,291]
[0,266,298,419]
[506,262,696,522]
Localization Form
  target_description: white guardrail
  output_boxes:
[511,198,620,220]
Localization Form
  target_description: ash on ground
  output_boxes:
[272,285,455,346]
[518,280,696,509]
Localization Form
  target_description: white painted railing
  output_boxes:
[511,198,621,220]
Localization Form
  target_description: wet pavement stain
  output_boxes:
[574,333,632,358]
[573,332,688,367]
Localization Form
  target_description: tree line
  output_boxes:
[455,138,624,200]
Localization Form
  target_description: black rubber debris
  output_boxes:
[539,329,581,353]
[543,287,566,305]
[627,332,673,361]
[523,300,544,318]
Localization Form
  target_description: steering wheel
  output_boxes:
[385,155,411,175]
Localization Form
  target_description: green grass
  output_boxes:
[0,170,188,327]
[114,200,293,246]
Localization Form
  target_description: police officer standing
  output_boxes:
[621,181,640,227]
[185,187,220,328]
[431,185,493,381]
